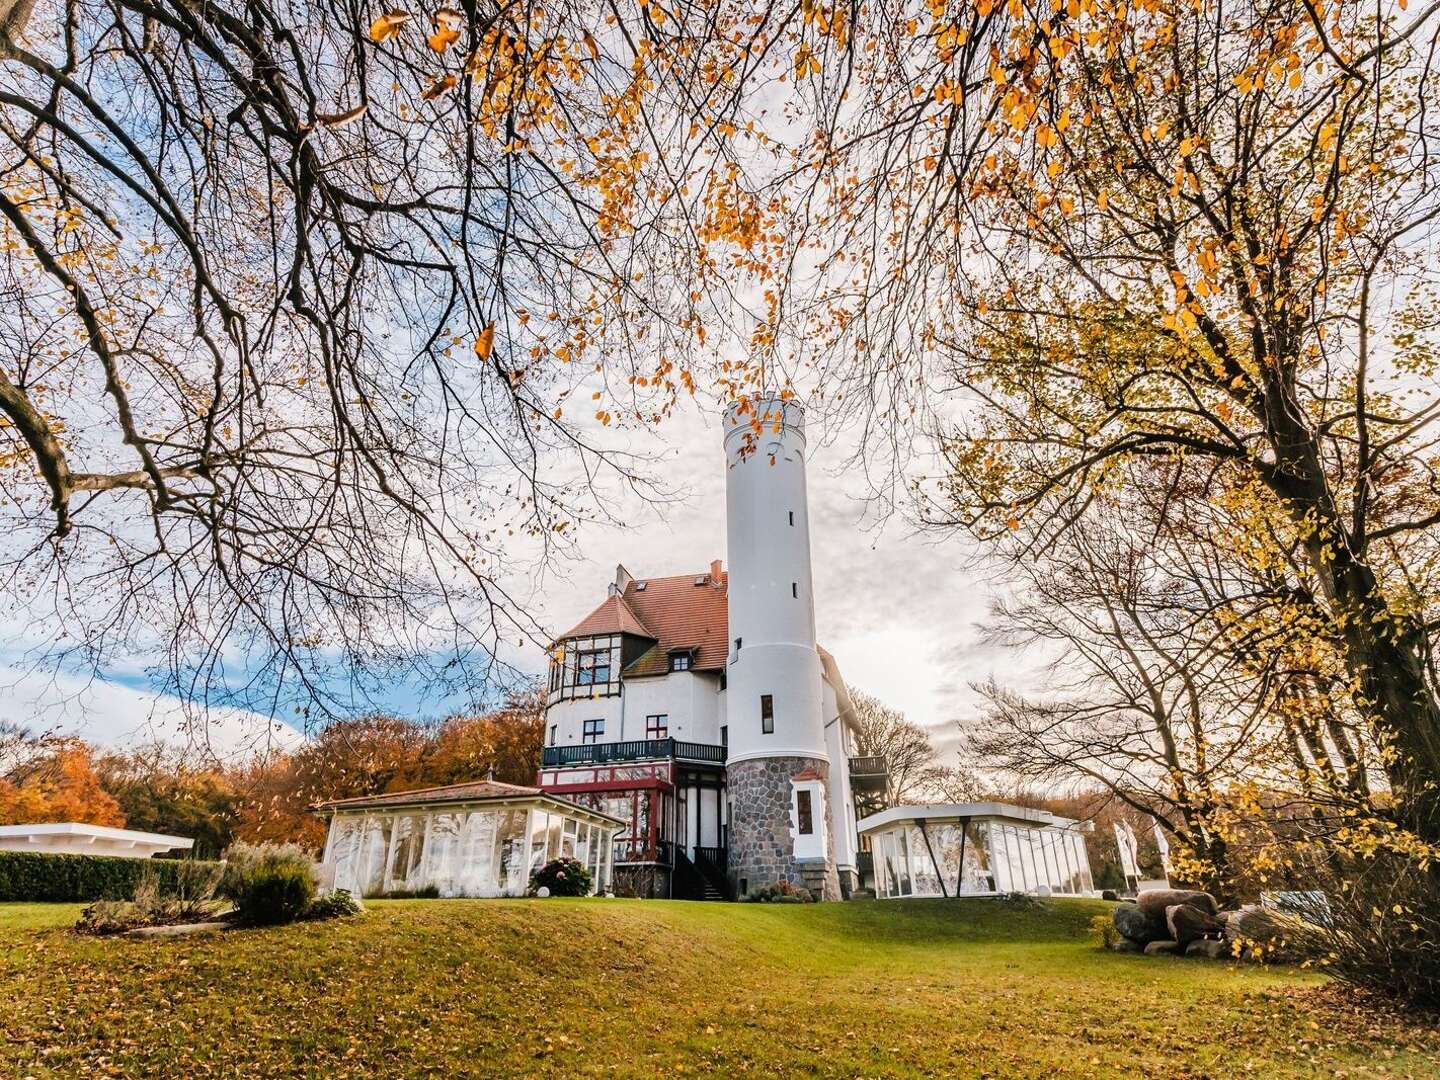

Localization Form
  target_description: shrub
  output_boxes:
[75,898,152,935]
[1289,851,1440,1007]
[1090,913,1119,949]
[380,885,441,899]
[0,850,225,903]
[530,856,593,897]
[221,842,318,925]
[740,880,814,903]
[306,889,363,920]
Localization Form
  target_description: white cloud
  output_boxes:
[0,664,305,760]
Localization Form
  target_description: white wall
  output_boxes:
[822,678,857,872]
[545,671,725,746]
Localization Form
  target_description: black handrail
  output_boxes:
[542,738,725,767]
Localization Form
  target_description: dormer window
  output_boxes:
[669,652,692,673]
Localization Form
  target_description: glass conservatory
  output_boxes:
[313,780,625,898]
[858,803,1095,899]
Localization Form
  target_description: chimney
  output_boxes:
[710,558,723,586]
[610,563,634,597]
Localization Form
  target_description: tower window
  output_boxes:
[548,724,557,746]
[761,694,774,734]
[576,649,610,686]
[582,718,605,744]
[796,790,814,835]
[720,724,728,748]
[734,637,742,652]
[646,714,668,739]
[791,582,798,598]
[788,511,795,526]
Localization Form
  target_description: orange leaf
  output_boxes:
[474,323,496,359]
[428,25,460,52]
[368,10,410,42]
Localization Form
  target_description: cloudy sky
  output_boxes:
[1,400,1029,764]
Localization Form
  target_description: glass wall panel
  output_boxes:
[359,815,393,897]
[561,818,578,860]
[547,814,563,864]
[388,814,429,890]
[329,819,360,894]
[906,826,942,897]
[959,822,994,894]
[497,810,529,895]
[427,812,463,896]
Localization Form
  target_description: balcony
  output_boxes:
[542,738,726,768]
[849,755,889,792]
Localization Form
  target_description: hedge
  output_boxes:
[0,850,226,902]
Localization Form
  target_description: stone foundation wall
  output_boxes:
[727,756,841,900]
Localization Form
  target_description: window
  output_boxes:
[582,718,605,744]
[791,582,798,598]
[788,510,795,526]
[796,790,814,835]
[734,637,742,652]
[548,724,557,746]
[646,714,668,739]
[761,694,774,734]
[720,724,728,748]
[576,649,610,686]
[669,652,691,672]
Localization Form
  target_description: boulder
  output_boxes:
[1113,903,1167,944]
[1143,940,1184,956]
[1185,938,1231,960]
[1167,903,1226,945]
[1136,888,1218,918]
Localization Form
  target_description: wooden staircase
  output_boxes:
[674,846,732,901]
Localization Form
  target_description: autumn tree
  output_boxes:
[850,689,949,804]
[0,0,768,728]
[0,728,125,826]
[749,0,1440,853]
[93,746,241,858]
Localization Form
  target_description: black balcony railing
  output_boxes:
[542,738,725,768]
[849,755,889,792]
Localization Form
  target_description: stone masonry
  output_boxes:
[727,756,841,901]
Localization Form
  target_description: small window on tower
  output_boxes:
[734,637,742,652]
[796,790,814,835]
[646,714,668,739]
[548,724,557,746]
[582,718,605,744]
[788,511,795,526]
[791,582,798,598]
[761,694,774,734]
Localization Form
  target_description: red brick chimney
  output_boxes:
[710,558,723,585]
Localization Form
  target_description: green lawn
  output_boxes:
[1,897,1436,1078]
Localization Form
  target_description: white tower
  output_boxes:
[723,394,840,899]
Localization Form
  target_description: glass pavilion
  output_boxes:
[313,780,625,898]
[858,803,1095,899]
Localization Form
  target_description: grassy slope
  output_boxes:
[1,897,1436,1079]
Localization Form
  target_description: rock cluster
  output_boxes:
[1110,888,1236,960]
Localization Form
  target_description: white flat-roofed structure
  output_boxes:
[0,822,195,859]
[313,780,626,899]
[858,803,1096,899]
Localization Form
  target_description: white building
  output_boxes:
[314,781,625,898]
[539,395,885,900]
[0,822,194,859]
[858,804,1096,899]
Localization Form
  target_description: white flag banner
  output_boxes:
[1152,820,1172,874]
[1114,821,1141,879]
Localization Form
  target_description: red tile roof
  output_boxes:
[310,779,540,812]
[560,593,654,640]
[621,571,730,675]
[557,569,731,675]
